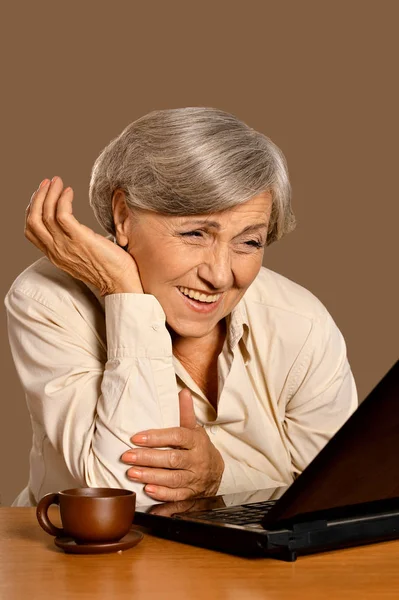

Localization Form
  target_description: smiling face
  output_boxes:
[113,191,272,342]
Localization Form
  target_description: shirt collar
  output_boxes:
[87,280,251,362]
[225,298,251,364]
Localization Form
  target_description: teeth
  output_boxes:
[178,286,221,303]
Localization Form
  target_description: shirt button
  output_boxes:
[209,425,218,435]
[152,323,160,331]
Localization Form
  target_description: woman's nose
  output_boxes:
[197,245,233,290]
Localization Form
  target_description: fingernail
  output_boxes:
[145,485,156,494]
[51,176,58,183]
[123,452,137,462]
[39,179,49,188]
[132,434,148,444]
[128,468,142,479]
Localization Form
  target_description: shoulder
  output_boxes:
[242,268,351,403]
[4,256,104,319]
[244,266,330,324]
[241,266,340,357]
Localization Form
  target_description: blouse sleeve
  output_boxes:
[217,455,286,495]
[282,307,358,477]
[4,288,180,504]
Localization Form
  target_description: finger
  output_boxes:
[55,187,81,236]
[179,387,197,429]
[29,179,52,219]
[26,188,38,211]
[121,447,190,470]
[25,199,32,219]
[131,427,196,449]
[55,187,103,240]
[149,499,196,516]
[25,193,51,253]
[26,185,46,221]
[28,178,50,209]
[126,465,193,489]
[26,180,54,244]
[42,176,66,235]
[144,485,195,502]
[24,226,50,255]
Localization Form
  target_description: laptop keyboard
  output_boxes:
[179,500,276,527]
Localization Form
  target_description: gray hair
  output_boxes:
[89,107,296,246]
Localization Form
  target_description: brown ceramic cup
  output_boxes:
[36,488,136,544]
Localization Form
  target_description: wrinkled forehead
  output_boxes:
[167,193,272,227]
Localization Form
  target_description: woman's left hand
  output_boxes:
[120,388,225,501]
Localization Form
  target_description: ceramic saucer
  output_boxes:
[54,529,144,554]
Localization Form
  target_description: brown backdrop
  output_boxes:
[1,1,397,506]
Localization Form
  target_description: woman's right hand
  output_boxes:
[25,176,144,296]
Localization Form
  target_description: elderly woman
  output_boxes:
[5,107,357,507]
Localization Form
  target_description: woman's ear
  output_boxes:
[112,189,130,247]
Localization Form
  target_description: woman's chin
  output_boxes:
[165,319,217,340]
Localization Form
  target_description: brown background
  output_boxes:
[1,1,397,506]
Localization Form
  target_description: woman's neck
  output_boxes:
[168,319,227,362]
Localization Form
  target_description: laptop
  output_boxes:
[134,360,399,561]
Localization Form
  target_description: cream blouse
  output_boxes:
[4,253,358,506]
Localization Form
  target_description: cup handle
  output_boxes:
[36,492,64,537]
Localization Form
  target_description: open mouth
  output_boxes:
[177,286,221,304]
[176,286,224,313]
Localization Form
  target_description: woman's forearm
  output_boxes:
[5,287,180,504]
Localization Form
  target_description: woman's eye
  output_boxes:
[179,232,264,249]
[244,239,264,248]
[181,231,204,238]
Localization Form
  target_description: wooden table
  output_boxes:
[1,508,399,599]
